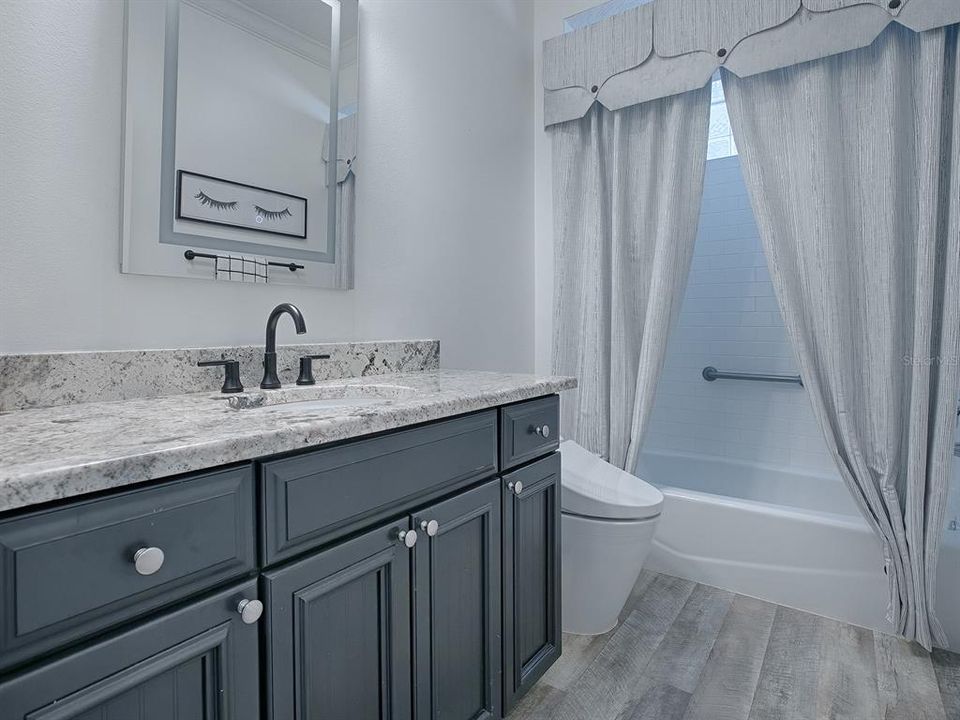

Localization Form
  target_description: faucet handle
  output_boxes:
[198,360,244,394]
[296,354,331,386]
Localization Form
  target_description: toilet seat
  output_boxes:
[560,440,663,521]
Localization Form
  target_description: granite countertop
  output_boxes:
[0,370,575,513]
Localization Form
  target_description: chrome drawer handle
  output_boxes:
[533,424,551,439]
[133,546,165,576]
[237,598,263,624]
[398,529,418,548]
[507,480,523,496]
[420,519,439,537]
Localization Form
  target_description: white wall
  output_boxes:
[0,0,536,373]
[644,156,836,474]
[353,0,535,371]
[0,0,354,353]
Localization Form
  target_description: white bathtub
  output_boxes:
[636,450,895,634]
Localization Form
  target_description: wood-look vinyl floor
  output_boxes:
[508,572,960,720]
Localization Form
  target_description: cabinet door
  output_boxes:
[502,453,561,713]
[0,580,260,720]
[413,479,502,720]
[262,520,413,720]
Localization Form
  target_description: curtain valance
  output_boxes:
[542,0,960,127]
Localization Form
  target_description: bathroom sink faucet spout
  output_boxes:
[261,303,307,389]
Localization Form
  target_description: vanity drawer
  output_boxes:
[261,410,498,564]
[0,465,255,671]
[499,395,560,470]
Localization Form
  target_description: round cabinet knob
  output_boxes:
[508,480,523,496]
[237,598,263,625]
[534,424,551,439]
[398,529,418,548]
[420,519,439,537]
[133,547,165,576]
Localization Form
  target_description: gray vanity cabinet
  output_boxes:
[0,580,260,720]
[413,479,502,720]
[501,453,562,714]
[261,521,414,720]
[0,396,563,720]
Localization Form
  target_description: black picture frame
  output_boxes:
[175,170,308,240]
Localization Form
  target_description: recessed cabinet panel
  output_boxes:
[413,479,502,720]
[0,466,255,671]
[435,521,487,715]
[502,453,562,713]
[303,571,383,719]
[0,580,260,720]
[261,410,497,563]
[500,396,560,471]
[263,521,413,720]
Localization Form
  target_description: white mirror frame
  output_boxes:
[120,0,352,289]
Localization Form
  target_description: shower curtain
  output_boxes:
[722,23,960,650]
[551,87,711,470]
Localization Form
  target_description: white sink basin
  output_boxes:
[226,383,416,411]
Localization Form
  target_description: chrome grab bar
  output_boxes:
[702,366,803,387]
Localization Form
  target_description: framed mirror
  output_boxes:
[121,0,359,289]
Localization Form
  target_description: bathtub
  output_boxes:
[636,450,895,634]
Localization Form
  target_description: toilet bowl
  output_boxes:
[560,440,664,635]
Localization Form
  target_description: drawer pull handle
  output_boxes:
[533,424,551,439]
[237,598,263,624]
[508,480,523,496]
[420,519,440,537]
[398,529,418,548]
[133,546,165,576]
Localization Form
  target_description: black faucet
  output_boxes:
[260,303,307,389]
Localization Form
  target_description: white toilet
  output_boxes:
[560,440,664,635]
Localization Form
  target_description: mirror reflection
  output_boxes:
[121,0,358,289]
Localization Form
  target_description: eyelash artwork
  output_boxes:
[254,205,293,221]
[192,188,292,223]
[195,190,237,211]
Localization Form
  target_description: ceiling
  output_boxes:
[234,0,358,45]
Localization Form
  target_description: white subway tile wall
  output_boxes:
[643,156,837,475]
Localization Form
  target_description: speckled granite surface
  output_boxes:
[0,340,440,412]
[0,370,576,513]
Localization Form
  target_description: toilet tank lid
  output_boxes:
[560,440,663,520]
